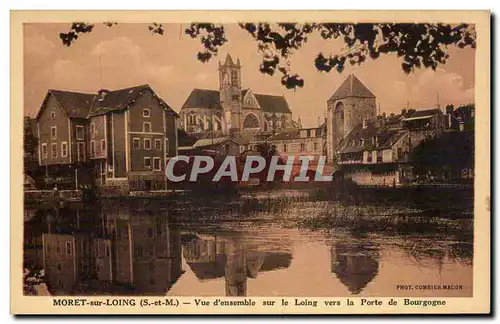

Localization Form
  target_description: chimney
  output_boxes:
[401,109,407,116]
[97,89,109,101]
[362,118,368,129]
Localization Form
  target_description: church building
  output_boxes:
[180,54,293,138]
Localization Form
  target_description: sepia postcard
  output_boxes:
[10,10,491,315]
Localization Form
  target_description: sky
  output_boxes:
[24,23,475,128]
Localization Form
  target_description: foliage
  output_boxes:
[409,132,474,178]
[59,22,476,89]
[24,116,38,156]
[24,267,46,295]
[255,141,278,158]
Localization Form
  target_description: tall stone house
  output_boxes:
[326,74,377,163]
[326,74,456,186]
[35,85,179,191]
[180,54,293,140]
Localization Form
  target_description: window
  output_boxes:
[65,241,72,255]
[377,151,383,163]
[397,147,403,158]
[41,143,48,158]
[50,126,57,140]
[101,139,106,152]
[76,125,84,140]
[300,143,306,152]
[283,144,287,153]
[77,142,85,162]
[105,245,110,257]
[367,151,372,162]
[144,157,151,169]
[143,122,151,133]
[50,111,56,119]
[143,108,151,117]
[313,142,318,151]
[51,143,57,158]
[231,70,238,87]
[135,245,143,258]
[133,138,140,149]
[90,123,95,134]
[153,157,161,171]
[154,139,162,150]
[144,138,151,150]
[61,142,68,158]
[147,228,154,239]
[90,140,96,157]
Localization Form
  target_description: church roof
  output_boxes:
[253,93,291,114]
[328,74,376,102]
[181,89,222,110]
[182,88,292,114]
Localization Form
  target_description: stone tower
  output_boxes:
[326,74,376,162]
[219,54,242,134]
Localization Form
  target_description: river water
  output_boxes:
[24,188,473,297]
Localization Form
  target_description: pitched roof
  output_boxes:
[88,85,145,116]
[89,84,178,117]
[406,108,442,118]
[331,243,379,295]
[339,121,406,154]
[328,74,376,102]
[254,93,291,113]
[186,255,228,280]
[37,85,178,120]
[181,89,222,110]
[181,89,292,114]
[192,137,239,148]
[266,129,300,141]
[47,90,95,118]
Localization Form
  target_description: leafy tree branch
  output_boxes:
[59,22,476,90]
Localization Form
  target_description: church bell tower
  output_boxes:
[219,54,242,134]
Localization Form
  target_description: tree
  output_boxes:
[256,141,278,159]
[24,116,38,157]
[409,132,474,181]
[24,267,46,295]
[59,22,476,90]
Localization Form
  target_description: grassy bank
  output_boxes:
[297,207,473,242]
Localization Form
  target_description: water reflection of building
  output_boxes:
[182,233,292,296]
[330,241,380,295]
[23,200,183,295]
[103,200,182,295]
